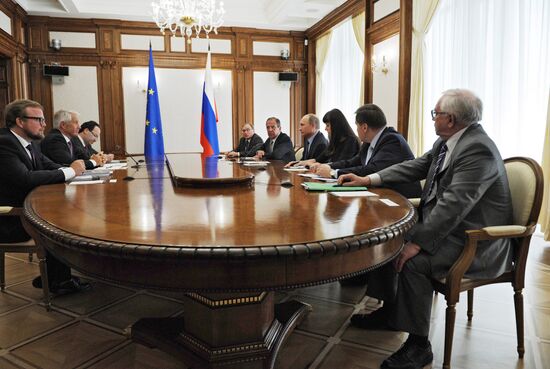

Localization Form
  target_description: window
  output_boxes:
[316,18,364,133]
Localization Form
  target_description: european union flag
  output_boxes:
[144,44,165,162]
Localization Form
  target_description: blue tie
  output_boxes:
[425,143,448,198]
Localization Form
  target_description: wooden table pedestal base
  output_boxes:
[131,291,311,369]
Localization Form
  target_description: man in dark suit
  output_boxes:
[226,123,263,158]
[298,114,328,161]
[0,99,90,295]
[41,110,105,169]
[71,120,114,162]
[255,117,295,163]
[339,89,513,369]
[312,104,421,198]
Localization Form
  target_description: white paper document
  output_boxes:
[104,163,127,170]
[68,179,117,186]
[329,191,379,197]
[298,173,319,178]
[243,162,270,167]
[380,198,399,207]
[315,177,338,182]
[284,167,308,172]
[69,180,105,186]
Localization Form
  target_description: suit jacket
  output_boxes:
[316,135,360,163]
[234,133,263,157]
[302,131,329,161]
[71,135,98,158]
[41,129,95,169]
[330,127,421,198]
[261,133,296,163]
[377,123,513,279]
[0,128,65,242]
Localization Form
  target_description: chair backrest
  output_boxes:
[504,157,544,226]
[295,147,304,161]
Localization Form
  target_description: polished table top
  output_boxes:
[23,153,416,291]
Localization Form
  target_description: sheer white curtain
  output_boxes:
[316,17,364,128]
[423,0,550,161]
[352,12,366,105]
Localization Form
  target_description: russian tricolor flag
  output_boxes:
[200,48,219,156]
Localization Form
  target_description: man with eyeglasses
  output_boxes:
[226,123,263,158]
[71,120,114,163]
[41,110,105,169]
[0,99,91,295]
[337,89,513,369]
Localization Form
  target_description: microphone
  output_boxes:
[115,145,143,169]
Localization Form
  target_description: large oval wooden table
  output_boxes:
[23,153,416,369]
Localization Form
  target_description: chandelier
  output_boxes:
[151,0,225,44]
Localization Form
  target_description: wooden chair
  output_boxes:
[431,157,544,369]
[294,147,304,161]
[0,206,37,290]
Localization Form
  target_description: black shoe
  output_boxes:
[350,306,395,330]
[381,340,433,369]
[32,276,82,290]
[32,276,42,289]
[50,277,92,296]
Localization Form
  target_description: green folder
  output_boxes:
[302,182,368,191]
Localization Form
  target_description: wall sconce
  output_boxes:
[280,49,290,60]
[50,39,62,51]
[371,55,389,75]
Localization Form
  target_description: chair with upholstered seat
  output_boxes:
[0,206,37,290]
[431,157,544,369]
[294,147,304,161]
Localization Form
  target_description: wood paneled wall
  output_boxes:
[0,0,309,152]
[0,0,28,104]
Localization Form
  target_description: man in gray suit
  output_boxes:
[338,89,513,369]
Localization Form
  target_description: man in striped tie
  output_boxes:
[337,89,513,369]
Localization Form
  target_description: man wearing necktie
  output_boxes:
[297,114,328,161]
[0,99,90,295]
[41,110,105,169]
[338,89,513,369]
[312,104,421,198]
[255,117,295,163]
[71,120,114,163]
[226,123,263,158]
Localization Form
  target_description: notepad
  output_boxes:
[301,182,368,191]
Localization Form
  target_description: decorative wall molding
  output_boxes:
[12,15,308,153]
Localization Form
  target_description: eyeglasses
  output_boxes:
[241,128,251,132]
[431,110,450,119]
[90,131,99,138]
[23,116,46,124]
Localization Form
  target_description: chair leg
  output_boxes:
[514,289,525,358]
[36,249,51,310]
[28,252,33,262]
[467,289,474,321]
[0,252,5,291]
[443,303,457,369]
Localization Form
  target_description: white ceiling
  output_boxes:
[14,0,348,31]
